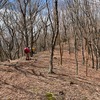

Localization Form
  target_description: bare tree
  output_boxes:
[46,0,59,73]
[28,0,45,56]
[39,14,49,51]
[0,0,8,9]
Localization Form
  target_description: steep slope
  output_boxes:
[0,49,100,100]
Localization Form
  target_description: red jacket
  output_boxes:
[24,47,30,54]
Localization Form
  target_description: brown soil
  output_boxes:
[0,47,100,100]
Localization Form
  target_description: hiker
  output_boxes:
[24,47,30,60]
[32,47,36,54]
[31,47,36,56]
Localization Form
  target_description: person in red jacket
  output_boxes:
[24,47,30,60]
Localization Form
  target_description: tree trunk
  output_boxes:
[74,32,78,75]
[49,46,54,73]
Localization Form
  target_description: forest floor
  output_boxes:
[0,45,100,100]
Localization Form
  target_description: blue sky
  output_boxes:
[8,0,65,8]
[9,0,14,2]
[8,0,46,2]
